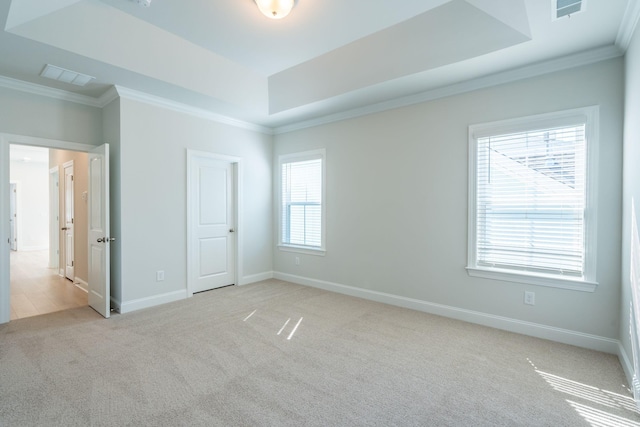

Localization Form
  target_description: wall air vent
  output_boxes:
[554,0,584,20]
[40,64,94,86]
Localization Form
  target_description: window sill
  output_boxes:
[278,244,326,256]
[466,266,598,292]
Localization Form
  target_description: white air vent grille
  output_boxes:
[555,0,583,19]
[40,64,94,86]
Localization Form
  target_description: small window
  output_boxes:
[467,107,598,291]
[279,149,325,254]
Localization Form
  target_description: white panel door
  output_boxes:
[9,183,16,251]
[189,155,235,294]
[87,144,110,318]
[63,163,74,280]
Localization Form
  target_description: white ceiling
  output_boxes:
[0,0,634,129]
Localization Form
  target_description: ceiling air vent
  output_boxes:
[554,0,584,20]
[40,64,94,86]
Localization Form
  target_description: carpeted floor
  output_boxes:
[1,279,638,426]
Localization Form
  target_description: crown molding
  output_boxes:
[273,45,624,135]
[98,86,119,107]
[0,75,102,107]
[113,86,273,135]
[616,0,640,51]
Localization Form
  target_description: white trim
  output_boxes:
[466,106,599,290]
[186,150,244,297]
[0,75,102,107]
[277,245,326,256]
[274,271,620,354]
[118,289,188,314]
[616,0,640,51]
[98,86,119,107]
[114,86,272,135]
[240,271,274,285]
[466,267,597,292]
[74,277,88,292]
[273,45,622,135]
[59,268,64,277]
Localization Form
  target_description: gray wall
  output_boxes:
[117,97,273,306]
[274,58,624,340]
[620,27,640,365]
[0,87,102,143]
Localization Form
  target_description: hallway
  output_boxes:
[10,250,87,320]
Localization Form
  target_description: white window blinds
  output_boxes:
[281,157,322,248]
[475,124,586,277]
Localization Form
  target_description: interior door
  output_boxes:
[189,154,235,294]
[63,163,74,280]
[87,144,110,318]
[9,183,16,251]
[49,168,59,269]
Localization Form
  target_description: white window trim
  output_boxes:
[467,106,599,292]
[278,149,326,255]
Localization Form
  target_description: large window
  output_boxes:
[279,149,325,253]
[467,107,598,291]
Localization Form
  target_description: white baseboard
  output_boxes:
[274,272,621,354]
[118,289,188,314]
[240,271,273,286]
[74,277,88,293]
[58,269,64,277]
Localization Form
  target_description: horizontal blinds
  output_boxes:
[282,158,322,247]
[476,124,586,277]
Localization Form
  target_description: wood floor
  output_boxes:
[10,250,87,320]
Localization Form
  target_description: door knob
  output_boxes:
[97,237,105,243]
[61,227,69,231]
[229,228,235,233]
[108,237,116,242]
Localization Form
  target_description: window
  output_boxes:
[467,107,598,291]
[279,149,325,254]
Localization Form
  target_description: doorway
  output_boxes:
[0,135,111,324]
[9,146,85,320]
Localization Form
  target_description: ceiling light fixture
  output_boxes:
[254,0,296,20]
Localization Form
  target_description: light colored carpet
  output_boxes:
[1,279,638,426]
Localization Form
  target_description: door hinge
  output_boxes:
[71,218,74,224]
[71,176,74,181]
[71,261,74,267]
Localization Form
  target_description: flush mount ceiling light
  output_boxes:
[254,0,296,20]
[40,64,94,86]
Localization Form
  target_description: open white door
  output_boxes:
[88,144,110,318]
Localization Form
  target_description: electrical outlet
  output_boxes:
[524,291,535,306]
[156,270,165,282]
[295,256,300,266]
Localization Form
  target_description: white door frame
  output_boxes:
[0,133,96,324]
[186,149,243,297]
[49,167,59,270]
[9,182,17,251]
